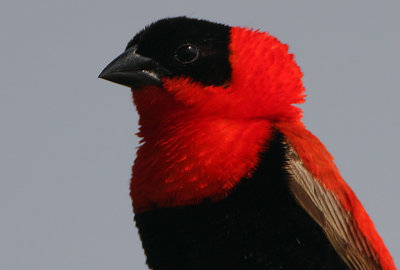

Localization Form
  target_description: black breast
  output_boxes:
[134,132,349,270]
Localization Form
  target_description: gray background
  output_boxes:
[1,1,399,269]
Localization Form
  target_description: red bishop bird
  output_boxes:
[99,17,396,270]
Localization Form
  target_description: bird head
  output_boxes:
[99,17,305,125]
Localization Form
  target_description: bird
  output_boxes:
[99,17,396,270]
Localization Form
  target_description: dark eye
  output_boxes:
[175,44,199,63]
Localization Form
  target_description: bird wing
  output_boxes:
[276,122,395,270]
[284,141,381,270]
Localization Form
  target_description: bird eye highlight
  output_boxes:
[175,44,199,63]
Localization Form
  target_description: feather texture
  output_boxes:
[279,122,396,270]
[284,140,380,270]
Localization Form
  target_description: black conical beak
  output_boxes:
[98,47,171,88]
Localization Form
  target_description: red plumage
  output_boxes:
[100,18,396,269]
[131,27,304,211]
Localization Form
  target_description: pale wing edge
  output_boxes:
[284,141,381,270]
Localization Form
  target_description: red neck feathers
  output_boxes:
[131,27,305,213]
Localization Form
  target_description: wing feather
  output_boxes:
[284,142,381,270]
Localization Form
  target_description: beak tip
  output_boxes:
[98,68,109,80]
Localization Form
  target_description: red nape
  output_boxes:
[229,26,306,122]
[277,122,396,270]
